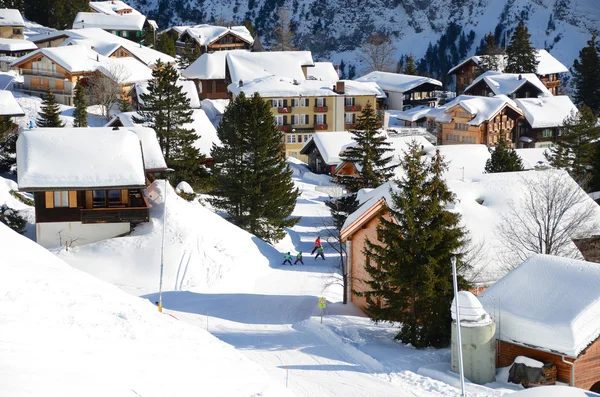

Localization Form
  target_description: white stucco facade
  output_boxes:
[36,221,130,249]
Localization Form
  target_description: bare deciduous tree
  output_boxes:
[357,33,397,73]
[497,171,599,269]
[273,7,296,51]
[88,62,131,120]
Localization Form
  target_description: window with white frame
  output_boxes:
[304,134,310,142]
[542,129,553,138]
[292,98,299,107]
[291,114,299,125]
[344,97,355,106]
[272,99,284,108]
[301,98,309,107]
[53,191,69,207]
[315,98,325,107]
[275,115,284,125]
[286,134,294,143]
[315,114,325,124]
[301,114,309,124]
[345,113,355,124]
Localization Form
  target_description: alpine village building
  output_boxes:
[16,127,166,249]
[175,25,254,57]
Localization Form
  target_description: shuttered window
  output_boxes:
[53,191,69,207]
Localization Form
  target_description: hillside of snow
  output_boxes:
[134,0,599,77]
[0,221,293,397]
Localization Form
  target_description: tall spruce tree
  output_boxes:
[572,35,600,115]
[156,32,177,57]
[484,136,524,173]
[0,118,16,173]
[338,102,395,192]
[403,54,418,75]
[37,90,64,128]
[72,82,88,127]
[505,22,538,74]
[360,143,469,348]
[136,60,205,186]
[545,105,600,189]
[210,93,300,243]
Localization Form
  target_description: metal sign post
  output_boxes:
[318,297,327,323]
[452,256,466,397]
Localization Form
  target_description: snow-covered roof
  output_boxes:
[182,50,248,80]
[464,71,552,97]
[514,96,577,129]
[307,62,339,82]
[510,386,600,397]
[57,28,174,66]
[105,111,139,127]
[446,94,522,126]
[229,76,381,98]
[300,132,355,165]
[188,109,220,157]
[396,106,434,122]
[89,1,142,15]
[0,9,25,27]
[0,90,24,116]
[355,71,442,93]
[98,56,153,84]
[181,24,253,46]
[123,126,167,171]
[479,254,600,357]
[133,79,200,108]
[226,51,314,84]
[73,12,146,31]
[12,45,103,73]
[17,128,147,190]
[451,291,491,325]
[0,38,37,52]
[448,50,568,76]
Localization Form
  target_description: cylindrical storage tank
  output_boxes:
[451,291,497,385]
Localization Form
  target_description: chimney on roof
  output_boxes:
[96,54,99,62]
[518,74,522,80]
[334,81,345,94]
[239,79,243,87]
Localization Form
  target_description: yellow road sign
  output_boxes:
[318,297,327,309]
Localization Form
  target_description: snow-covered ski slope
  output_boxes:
[50,160,522,396]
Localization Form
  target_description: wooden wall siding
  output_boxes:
[497,340,600,390]
[35,191,81,223]
[199,79,228,99]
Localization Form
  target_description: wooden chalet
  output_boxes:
[16,127,166,249]
[0,9,25,40]
[299,131,354,175]
[73,12,151,44]
[89,1,141,16]
[479,255,600,392]
[176,25,253,57]
[181,50,234,100]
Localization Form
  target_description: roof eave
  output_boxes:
[19,183,147,192]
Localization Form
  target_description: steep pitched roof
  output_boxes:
[182,50,247,80]
[181,24,253,46]
[0,90,24,117]
[226,51,314,84]
[73,12,146,31]
[307,62,339,82]
[448,50,568,76]
[89,1,142,15]
[479,254,600,357]
[446,94,522,125]
[464,71,552,97]
[355,71,442,93]
[17,128,147,190]
[12,45,103,73]
[299,132,355,164]
[514,95,577,129]
[0,9,25,27]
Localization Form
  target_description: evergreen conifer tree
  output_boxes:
[505,22,538,74]
[478,33,503,73]
[590,142,600,193]
[0,119,16,173]
[0,204,26,234]
[118,97,132,113]
[403,54,418,75]
[37,90,64,128]
[210,93,300,243]
[338,102,394,192]
[136,60,205,186]
[72,82,88,127]
[545,105,600,189]
[572,35,600,115]
[484,136,524,173]
[360,143,469,348]
[156,32,177,57]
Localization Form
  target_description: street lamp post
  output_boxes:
[158,169,174,312]
[452,255,466,397]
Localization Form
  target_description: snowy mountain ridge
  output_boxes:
[134,0,599,79]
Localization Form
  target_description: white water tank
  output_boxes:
[451,291,496,385]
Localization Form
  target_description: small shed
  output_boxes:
[479,254,600,392]
[299,131,354,175]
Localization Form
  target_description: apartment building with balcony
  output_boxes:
[0,9,25,40]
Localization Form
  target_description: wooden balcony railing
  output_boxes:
[81,206,149,224]
[314,123,328,130]
[313,106,328,113]
[278,124,291,131]
[345,123,356,130]
[19,68,66,79]
[277,107,292,113]
[345,105,361,112]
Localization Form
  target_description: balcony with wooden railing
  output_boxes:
[80,192,150,224]
[344,105,362,112]
[345,123,356,130]
[19,68,66,79]
[13,82,74,96]
[278,124,291,132]
[314,123,328,131]
[278,107,293,113]
[313,106,328,113]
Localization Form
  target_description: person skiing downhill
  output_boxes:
[282,252,292,265]
[311,236,321,255]
[315,246,325,260]
[294,252,304,265]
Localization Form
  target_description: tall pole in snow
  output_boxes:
[158,170,174,312]
[452,256,466,396]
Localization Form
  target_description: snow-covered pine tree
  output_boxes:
[0,118,17,173]
[478,33,503,73]
[360,143,469,348]
[505,22,538,74]
[72,82,88,127]
[484,136,524,173]
[338,102,394,192]
[402,54,418,75]
[118,97,132,113]
[0,204,26,234]
[546,105,600,189]
[210,92,300,243]
[136,60,205,186]
[37,89,64,128]
[572,35,600,116]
